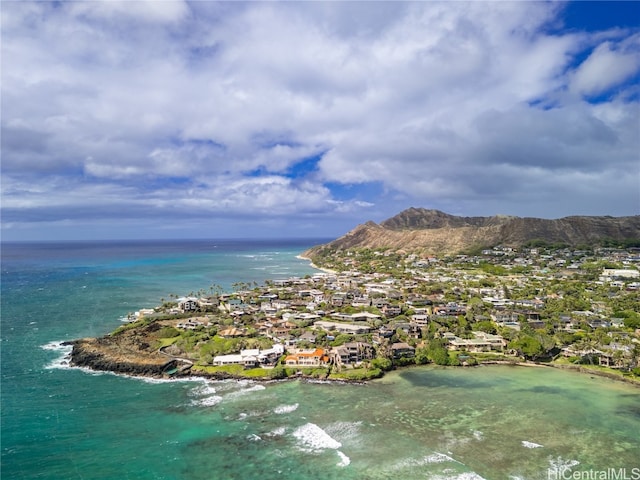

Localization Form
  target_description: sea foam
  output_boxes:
[430,474,487,480]
[292,423,342,452]
[266,426,287,437]
[324,421,363,445]
[549,456,580,471]
[336,451,351,467]
[291,423,352,467]
[395,452,462,468]
[189,383,223,406]
[224,384,266,400]
[41,340,73,369]
[522,440,543,449]
[274,403,299,414]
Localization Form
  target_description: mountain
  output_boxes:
[303,208,640,257]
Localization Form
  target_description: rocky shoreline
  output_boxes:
[67,338,640,387]
[67,338,176,377]
[67,337,367,384]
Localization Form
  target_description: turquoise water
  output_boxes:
[2,240,639,479]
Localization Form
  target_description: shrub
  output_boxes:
[371,357,393,371]
[269,365,288,379]
[157,326,180,338]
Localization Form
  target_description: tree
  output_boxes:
[415,347,430,365]
[427,339,450,366]
[509,335,544,360]
[473,320,497,334]
[270,365,288,379]
[371,357,393,371]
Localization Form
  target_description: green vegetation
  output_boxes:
[192,364,271,378]
[329,367,383,381]
[109,242,640,383]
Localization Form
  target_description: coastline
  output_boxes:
[67,338,640,388]
[62,247,639,389]
[296,253,338,275]
[477,359,640,387]
[67,338,367,384]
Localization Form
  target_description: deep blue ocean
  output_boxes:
[2,240,639,480]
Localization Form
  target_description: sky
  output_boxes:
[1,1,639,241]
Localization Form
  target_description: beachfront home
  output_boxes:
[212,344,285,368]
[443,331,506,353]
[284,348,329,367]
[331,342,375,368]
[391,342,415,359]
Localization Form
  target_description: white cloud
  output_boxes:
[2,1,639,240]
[571,35,640,96]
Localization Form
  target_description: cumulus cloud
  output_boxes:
[1,1,639,239]
[571,35,640,96]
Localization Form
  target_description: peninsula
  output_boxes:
[70,210,640,384]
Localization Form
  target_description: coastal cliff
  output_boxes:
[303,208,640,258]
[69,337,175,376]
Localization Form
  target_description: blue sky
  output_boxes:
[2,1,639,241]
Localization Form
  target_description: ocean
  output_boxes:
[1,239,638,480]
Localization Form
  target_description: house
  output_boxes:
[313,320,371,335]
[297,289,325,303]
[391,342,415,359]
[291,312,322,323]
[331,342,375,368]
[176,316,210,330]
[260,302,278,315]
[410,314,430,327]
[392,322,421,339]
[329,311,380,323]
[331,293,347,307]
[212,344,284,367]
[351,295,371,308]
[586,318,608,329]
[284,348,329,367]
[491,312,519,324]
[197,297,219,311]
[268,325,292,338]
[610,318,625,328]
[372,327,394,344]
[527,320,546,330]
[433,303,466,316]
[372,298,390,309]
[132,308,156,320]
[177,296,199,313]
[298,331,317,344]
[561,345,602,360]
[600,269,640,281]
[382,305,402,318]
[270,300,292,311]
[443,331,505,352]
[350,311,382,323]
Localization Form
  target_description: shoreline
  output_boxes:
[296,253,338,275]
[62,248,639,389]
[66,339,640,388]
[477,359,640,387]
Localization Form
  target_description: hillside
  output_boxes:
[303,208,640,258]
